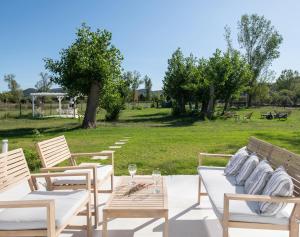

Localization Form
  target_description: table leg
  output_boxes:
[163,214,169,237]
[102,212,108,237]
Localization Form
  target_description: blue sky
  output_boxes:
[0,0,299,91]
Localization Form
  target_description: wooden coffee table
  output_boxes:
[102,176,168,237]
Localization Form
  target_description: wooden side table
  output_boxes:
[102,176,168,237]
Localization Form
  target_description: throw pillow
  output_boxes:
[235,153,259,185]
[244,160,273,194]
[224,146,249,176]
[259,166,294,216]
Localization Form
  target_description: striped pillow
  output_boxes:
[224,147,249,176]
[235,153,259,185]
[259,166,294,216]
[244,160,273,195]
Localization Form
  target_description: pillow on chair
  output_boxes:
[235,153,259,185]
[244,160,273,195]
[224,146,249,176]
[259,166,294,216]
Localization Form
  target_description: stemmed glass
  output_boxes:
[152,169,161,193]
[128,164,137,185]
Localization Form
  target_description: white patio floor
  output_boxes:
[58,175,298,237]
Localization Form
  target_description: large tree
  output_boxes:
[131,71,142,102]
[45,24,123,128]
[163,48,187,114]
[3,74,23,103]
[220,51,252,112]
[238,14,283,107]
[35,72,52,92]
[143,75,152,101]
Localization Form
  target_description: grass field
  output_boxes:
[1,106,299,175]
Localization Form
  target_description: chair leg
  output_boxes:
[290,221,299,237]
[198,176,201,204]
[93,184,99,228]
[87,201,92,237]
[110,174,114,192]
[222,226,229,237]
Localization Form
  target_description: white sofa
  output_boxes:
[198,166,292,225]
[197,137,300,237]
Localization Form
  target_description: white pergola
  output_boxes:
[30,92,67,117]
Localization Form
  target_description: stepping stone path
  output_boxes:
[109,146,122,149]
[115,142,125,145]
[91,155,109,160]
[91,150,115,160]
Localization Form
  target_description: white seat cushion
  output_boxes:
[52,164,113,186]
[0,190,89,230]
[198,166,292,225]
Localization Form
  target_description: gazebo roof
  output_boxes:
[30,92,67,97]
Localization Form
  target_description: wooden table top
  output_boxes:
[104,176,168,211]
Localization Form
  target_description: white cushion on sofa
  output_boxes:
[0,190,89,230]
[52,164,113,185]
[198,166,292,225]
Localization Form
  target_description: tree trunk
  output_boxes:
[247,93,253,108]
[188,101,192,110]
[82,81,100,129]
[207,85,215,119]
[195,101,199,110]
[223,98,229,115]
[179,97,186,114]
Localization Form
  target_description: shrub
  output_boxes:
[23,149,41,172]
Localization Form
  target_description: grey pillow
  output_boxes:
[259,166,294,216]
[235,153,259,185]
[224,146,249,176]
[244,160,273,195]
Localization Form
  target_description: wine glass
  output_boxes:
[152,169,161,193]
[128,164,137,185]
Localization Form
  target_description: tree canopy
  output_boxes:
[3,74,23,103]
[237,14,283,106]
[45,23,123,128]
[35,72,52,92]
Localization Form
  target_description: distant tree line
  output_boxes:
[163,14,285,118]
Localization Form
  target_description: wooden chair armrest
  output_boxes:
[31,172,92,191]
[40,165,98,172]
[224,193,300,204]
[199,152,233,158]
[0,199,54,208]
[198,152,233,166]
[71,151,115,158]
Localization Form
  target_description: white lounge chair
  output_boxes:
[0,148,92,237]
[36,135,114,227]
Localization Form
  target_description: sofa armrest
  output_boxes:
[222,193,300,225]
[224,193,300,204]
[198,152,233,166]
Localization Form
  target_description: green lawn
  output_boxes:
[1,106,299,175]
